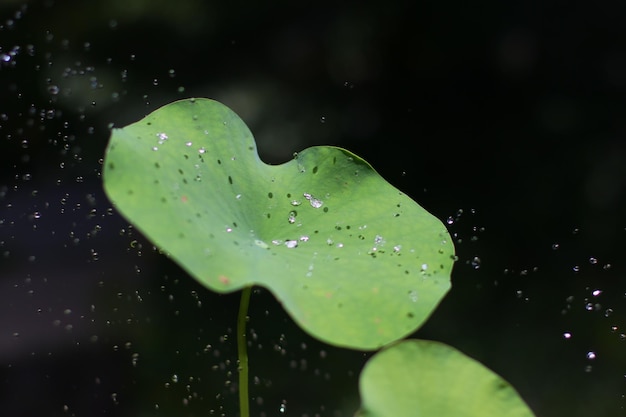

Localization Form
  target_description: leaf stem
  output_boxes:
[237,286,252,417]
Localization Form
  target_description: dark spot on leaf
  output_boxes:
[286,193,291,198]
[217,159,222,164]
[154,162,160,168]
[268,192,273,198]
[407,312,414,318]
[178,233,185,238]
[127,190,134,195]
[146,122,152,125]
[335,226,342,230]
[108,162,115,170]
[161,197,166,203]
[323,207,329,213]
[266,213,271,219]
[346,225,351,230]
[233,222,238,227]
[333,157,336,164]
[178,169,184,175]
[184,154,189,159]
[182,178,188,184]
[312,166,318,174]
[228,176,233,184]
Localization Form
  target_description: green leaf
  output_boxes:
[356,339,536,417]
[103,98,454,350]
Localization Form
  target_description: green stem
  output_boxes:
[237,286,252,417]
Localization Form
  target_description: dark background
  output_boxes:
[1,1,626,416]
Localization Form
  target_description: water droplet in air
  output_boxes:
[563,332,572,339]
[589,257,598,265]
[592,289,602,297]
[586,351,596,360]
[279,400,287,413]
[471,256,481,269]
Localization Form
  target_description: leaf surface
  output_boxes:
[103,98,454,349]
[357,340,536,417]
